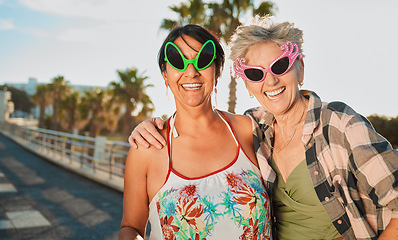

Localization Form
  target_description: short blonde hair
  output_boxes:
[229,15,304,61]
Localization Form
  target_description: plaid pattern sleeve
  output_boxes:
[245,90,398,240]
[244,107,276,192]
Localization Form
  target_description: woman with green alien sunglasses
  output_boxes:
[119,24,272,240]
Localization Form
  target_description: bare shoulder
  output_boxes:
[219,110,257,165]
[126,126,168,166]
[220,111,252,135]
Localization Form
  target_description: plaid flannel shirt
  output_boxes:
[245,90,398,240]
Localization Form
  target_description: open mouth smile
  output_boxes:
[264,87,285,99]
[181,83,203,90]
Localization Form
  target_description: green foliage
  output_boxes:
[32,84,52,128]
[1,85,35,114]
[110,67,154,140]
[49,76,71,130]
[368,114,398,148]
[58,90,80,132]
[24,66,153,138]
[78,87,121,137]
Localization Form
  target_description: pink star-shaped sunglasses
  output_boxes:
[233,41,303,82]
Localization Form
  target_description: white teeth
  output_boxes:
[182,83,202,89]
[265,87,285,99]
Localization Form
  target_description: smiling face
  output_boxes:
[243,41,304,116]
[162,35,217,109]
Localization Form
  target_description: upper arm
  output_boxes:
[120,147,150,236]
[344,113,398,208]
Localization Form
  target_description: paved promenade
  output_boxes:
[0,133,124,240]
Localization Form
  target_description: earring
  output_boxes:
[298,81,304,88]
[166,85,169,101]
[249,94,254,98]
[214,86,218,108]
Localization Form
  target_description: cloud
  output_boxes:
[0,19,15,30]
[56,21,128,46]
[18,0,165,44]
[25,28,51,38]
[18,0,145,21]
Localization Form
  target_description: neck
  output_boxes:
[174,101,219,135]
[273,95,306,131]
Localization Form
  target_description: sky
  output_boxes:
[1,0,397,118]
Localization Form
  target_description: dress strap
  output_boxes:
[169,112,179,138]
[215,110,239,146]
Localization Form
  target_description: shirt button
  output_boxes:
[314,171,319,176]
[337,220,342,224]
[325,197,330,201]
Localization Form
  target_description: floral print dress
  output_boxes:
[146,111,272,240]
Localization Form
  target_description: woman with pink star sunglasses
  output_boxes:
[128,16,398,240]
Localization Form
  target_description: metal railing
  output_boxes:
[0,121,130,180]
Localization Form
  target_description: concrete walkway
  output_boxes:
[0,133,123,240]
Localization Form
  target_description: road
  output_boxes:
[0,133,124,240]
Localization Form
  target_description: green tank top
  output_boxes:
[270,158,341,240]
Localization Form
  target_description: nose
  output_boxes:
[183,62,199,77]
[263,72,279,86]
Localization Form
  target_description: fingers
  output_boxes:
[128,134,139,149]
[128,131,149,149]
[153,117,165,130]
[140,122,166,149]
[128,118,167,150]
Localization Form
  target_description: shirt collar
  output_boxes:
[257,90,323,146]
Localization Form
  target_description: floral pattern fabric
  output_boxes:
[147,153,272,240]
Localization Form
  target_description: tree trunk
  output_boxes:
[227,73,237,114]
[38,104,45,128]
[122,103,133,141]
[51,100,59,130]
[67,104,76,133]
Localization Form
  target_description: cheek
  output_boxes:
[245,81,262,94]
[201,66,217,84]
[164,66,182,82]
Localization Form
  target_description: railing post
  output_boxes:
[70,138,74,165]
[93,136,106,174]
[109,144,116,180]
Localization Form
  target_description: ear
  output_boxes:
[298,59,305,85]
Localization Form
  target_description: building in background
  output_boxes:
[5,77,38,96]
[0,90,14,123]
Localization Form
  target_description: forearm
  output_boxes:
[118,226,144,240]
[378,218,398,240]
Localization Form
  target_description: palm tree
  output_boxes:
[49,76,71,130]
[110,67,154,140]
[58,90,81,133]
[161,0,275,113]
[79,88,121,138]
[31,84,51,128]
